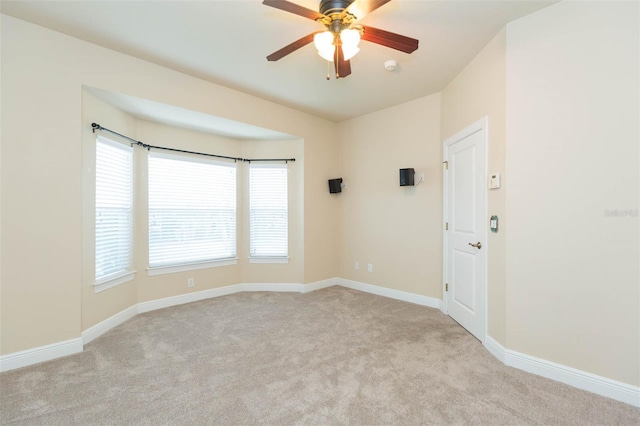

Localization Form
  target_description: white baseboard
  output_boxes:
[137,282,313,314]
[1,281,333,373]
[0,338,83,373]
[0,278,435,373]
[483,335,506,363]
[237,283,304,293]
[484,336,640,407]
[4,280,638,408]
[137,284,243,313]
[337,278,442,310]
[303,277,341,293]
[82,305,138,345]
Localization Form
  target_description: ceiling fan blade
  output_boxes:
[341,0,392,20]
[361,25,419,54]
[267,32,318,61]
[334,47,352,78]
[262,0,325,21]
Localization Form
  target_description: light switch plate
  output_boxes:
[489,173,501,189]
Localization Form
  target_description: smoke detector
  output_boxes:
[384,60,397,71]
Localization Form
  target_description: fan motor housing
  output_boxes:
[319,0,354,16]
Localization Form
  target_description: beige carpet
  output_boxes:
[1,286,639,425]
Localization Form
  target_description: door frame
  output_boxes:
[441,117,489,342]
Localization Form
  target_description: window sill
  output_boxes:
[94,270,136,293]
[147,258,239,276]
[249,256,289,264]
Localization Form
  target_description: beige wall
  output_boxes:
[337,94,442,298]
[302,124,341,283]
[505,1,639,386]
[439,0,639,386]
[81,91,138,331]
[2,18,84,353]
[440,29,507,344]
[1,15,339,354]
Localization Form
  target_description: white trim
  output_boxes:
[137,284,241,313]
[442,141,449,315]
[303,277,340,293]
[1,281,333,372]
[483,335,506,363]
[5,281,639,408]
[0,338,83,372]
[96,134,133,151]
[136,282,308,314]
[147,258,238,276]
[248,256,289,264]
[249,163,290,169]
[82,305,138,345]
[337,278,442,310]
[481,118,489,344]
[236,283,303,292]
[94,270,136,293]
[484,336,640,407]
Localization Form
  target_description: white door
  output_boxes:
[443,118,487,341]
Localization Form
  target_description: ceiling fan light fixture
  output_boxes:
[342,45,360,61]
[340,28,361,48]
[340,28,361,60]
[317,47,336,62]
[314,31,335,62]
[262,0,419,78]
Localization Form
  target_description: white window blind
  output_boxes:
[95,136,133,282]
[148,153,236,268]
[249,164,288,257]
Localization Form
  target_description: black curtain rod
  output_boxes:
[91,123,295,163]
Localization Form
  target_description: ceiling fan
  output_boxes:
[263,0,419,79]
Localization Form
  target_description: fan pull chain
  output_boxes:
[326,60,331,80]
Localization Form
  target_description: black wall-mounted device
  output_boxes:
[328,178,343,193]
[399,168,415,186]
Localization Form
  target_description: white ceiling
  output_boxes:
[1,0,555,122]
[85,86,295,140]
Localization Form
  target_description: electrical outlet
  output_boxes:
[355,261,359,270]
[367,263,373,272]
[187,278,195,288]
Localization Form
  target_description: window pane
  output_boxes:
[148,154,236,267]
[250,165,288,257]
[95,136,133,281]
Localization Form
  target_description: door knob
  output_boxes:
[469,242,482,249]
